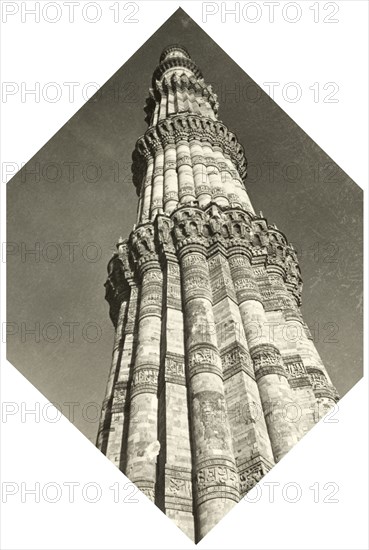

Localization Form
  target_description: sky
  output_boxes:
[7,9,363,444]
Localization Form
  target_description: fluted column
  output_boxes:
[226,158,254,213]
[156,216,195,539]
[96,297,128,455]
[105,282,139,467]
[165,78,176,116]
[189,139,210,207]
[125,231,163,500]
[204,143,229,207]
[213,148,234,204]
[172,212,239,540]
[267,264,338,423]
[258,262,316,437]
[207,244,275,496]
[228,247,300,462]
[140,157,154,223]
[151,147,164,218]
[177,140,196,204]
[158,80,167,121]
[163,140,178,214]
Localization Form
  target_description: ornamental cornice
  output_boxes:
[105,203,303,309]
[131,114,248,194]
[152,56,203,85]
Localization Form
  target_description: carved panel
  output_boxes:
[181,252,207,268]
[307,368,337,401]
[111,381,127,414]
[125,286,139,334]
[284,355,307,378]
[165,353,186,385]
[164,466,193,512]
[131,366,159,397]
[177,155,192,167]
[221,343,253,380]
[195,460,239,504]
[307,368,328,389]
[283,355,312,389]
[188,347,221,378]
[229,256,250,268]
[250,344,286,380]
[208,255,227,269]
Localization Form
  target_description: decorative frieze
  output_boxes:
[165,465,193,512]
[177,154,192,167]
[306,367,337,399]
[139,282,162,318]
[211,275,233,292]
[165,353,186,385]
[130,366,159,397]
[221,342,253,380]
[283,354,312,389]
[284,355,306,377]
[132,114,248,193]
[250,344,287,380]
[188,346,222,379]
[195,459,239,505]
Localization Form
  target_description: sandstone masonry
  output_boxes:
[97,45,339,542]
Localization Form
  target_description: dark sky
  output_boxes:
[7,9,363,444]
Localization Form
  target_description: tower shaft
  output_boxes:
[97,45,339,541]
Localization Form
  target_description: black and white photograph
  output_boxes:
[1,2,367,549]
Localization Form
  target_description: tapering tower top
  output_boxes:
[155,44,200,82]
[132,44,249,209]
[143,45,218,127]
[159,44,191,62]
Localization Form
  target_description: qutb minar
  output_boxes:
[97,45,339,541]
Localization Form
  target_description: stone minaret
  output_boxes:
[97,45,339,542]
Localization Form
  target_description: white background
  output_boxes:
[1,1,368,548]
